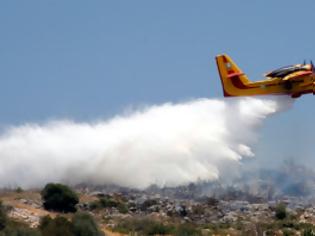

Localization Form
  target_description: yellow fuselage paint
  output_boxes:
[216,54,314,98]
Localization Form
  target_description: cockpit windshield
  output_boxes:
[266,64,308,78]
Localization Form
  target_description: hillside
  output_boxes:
[1,183,315,235]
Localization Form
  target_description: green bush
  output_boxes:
[174,224,201,236]
[89,195,128,214]
[0,201,41,236]
[39,214,104,236]
[113,218,203,236]
[113,218,173,235]
[283,228,294,236]
[0,201,40,235]
[0,202,7,230]
[41,183,79,213]
[140,199,158,211]
[15,187,23,193]
[39,215,74,236]
[275,203,287,220]
[146,222,173,235]
[90,196,119,210]
[0,218,40,236]
[99,197,118,208]
[2,226,41,236]
[117,203,128,214]
[72,212,104,236]
[304,228,315,236]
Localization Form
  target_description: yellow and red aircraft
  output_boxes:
[216,54,315,98]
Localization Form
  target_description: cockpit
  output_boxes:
[265,64,309,78]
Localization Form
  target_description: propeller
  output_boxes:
[311,60,314,73]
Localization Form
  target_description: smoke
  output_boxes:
[0,97,291,189]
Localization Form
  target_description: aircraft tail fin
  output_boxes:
[215,54,251,97]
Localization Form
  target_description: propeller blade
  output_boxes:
[311,60,314,72]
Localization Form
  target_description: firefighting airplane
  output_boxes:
[216,54,315,98]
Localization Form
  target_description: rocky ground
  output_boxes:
[2,162,315,235]
[86,189,315,235]
[2,186,315,235]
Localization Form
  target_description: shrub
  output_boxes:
[117,203,128,214]
[282,228,294,236]
[0,202,7,230]
[140,199,158,211]
[39,215,74,236]
[89,195,128,214]
[146,222,173,235]
[3,226,41,236]
[174,224,201,236]
[99,196,118,208]
[39,213,104,236]
[0,217,41,236]
[15,187,23,193]
[0,202,40,235]
[72,212,104,236]
[275,203,287,220]
[113,218,173,235]
[114,218,202,236]
[205,197,219,206]
[41,183,79,213]
[192,204,205,215]
[304,228,315,236]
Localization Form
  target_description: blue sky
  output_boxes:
[1,1,315,163]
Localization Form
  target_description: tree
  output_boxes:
[41,183,79,213]
[275,203,287,220]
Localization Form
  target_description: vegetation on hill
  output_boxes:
[41,183,79,213]
[0,202,104,236]
[275,202,287,220]
[89,194,129,214]
[39,213,104,236]
[2,184,315,235]
[113,217,201,235]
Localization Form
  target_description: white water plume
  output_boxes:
[0,97,291,189]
